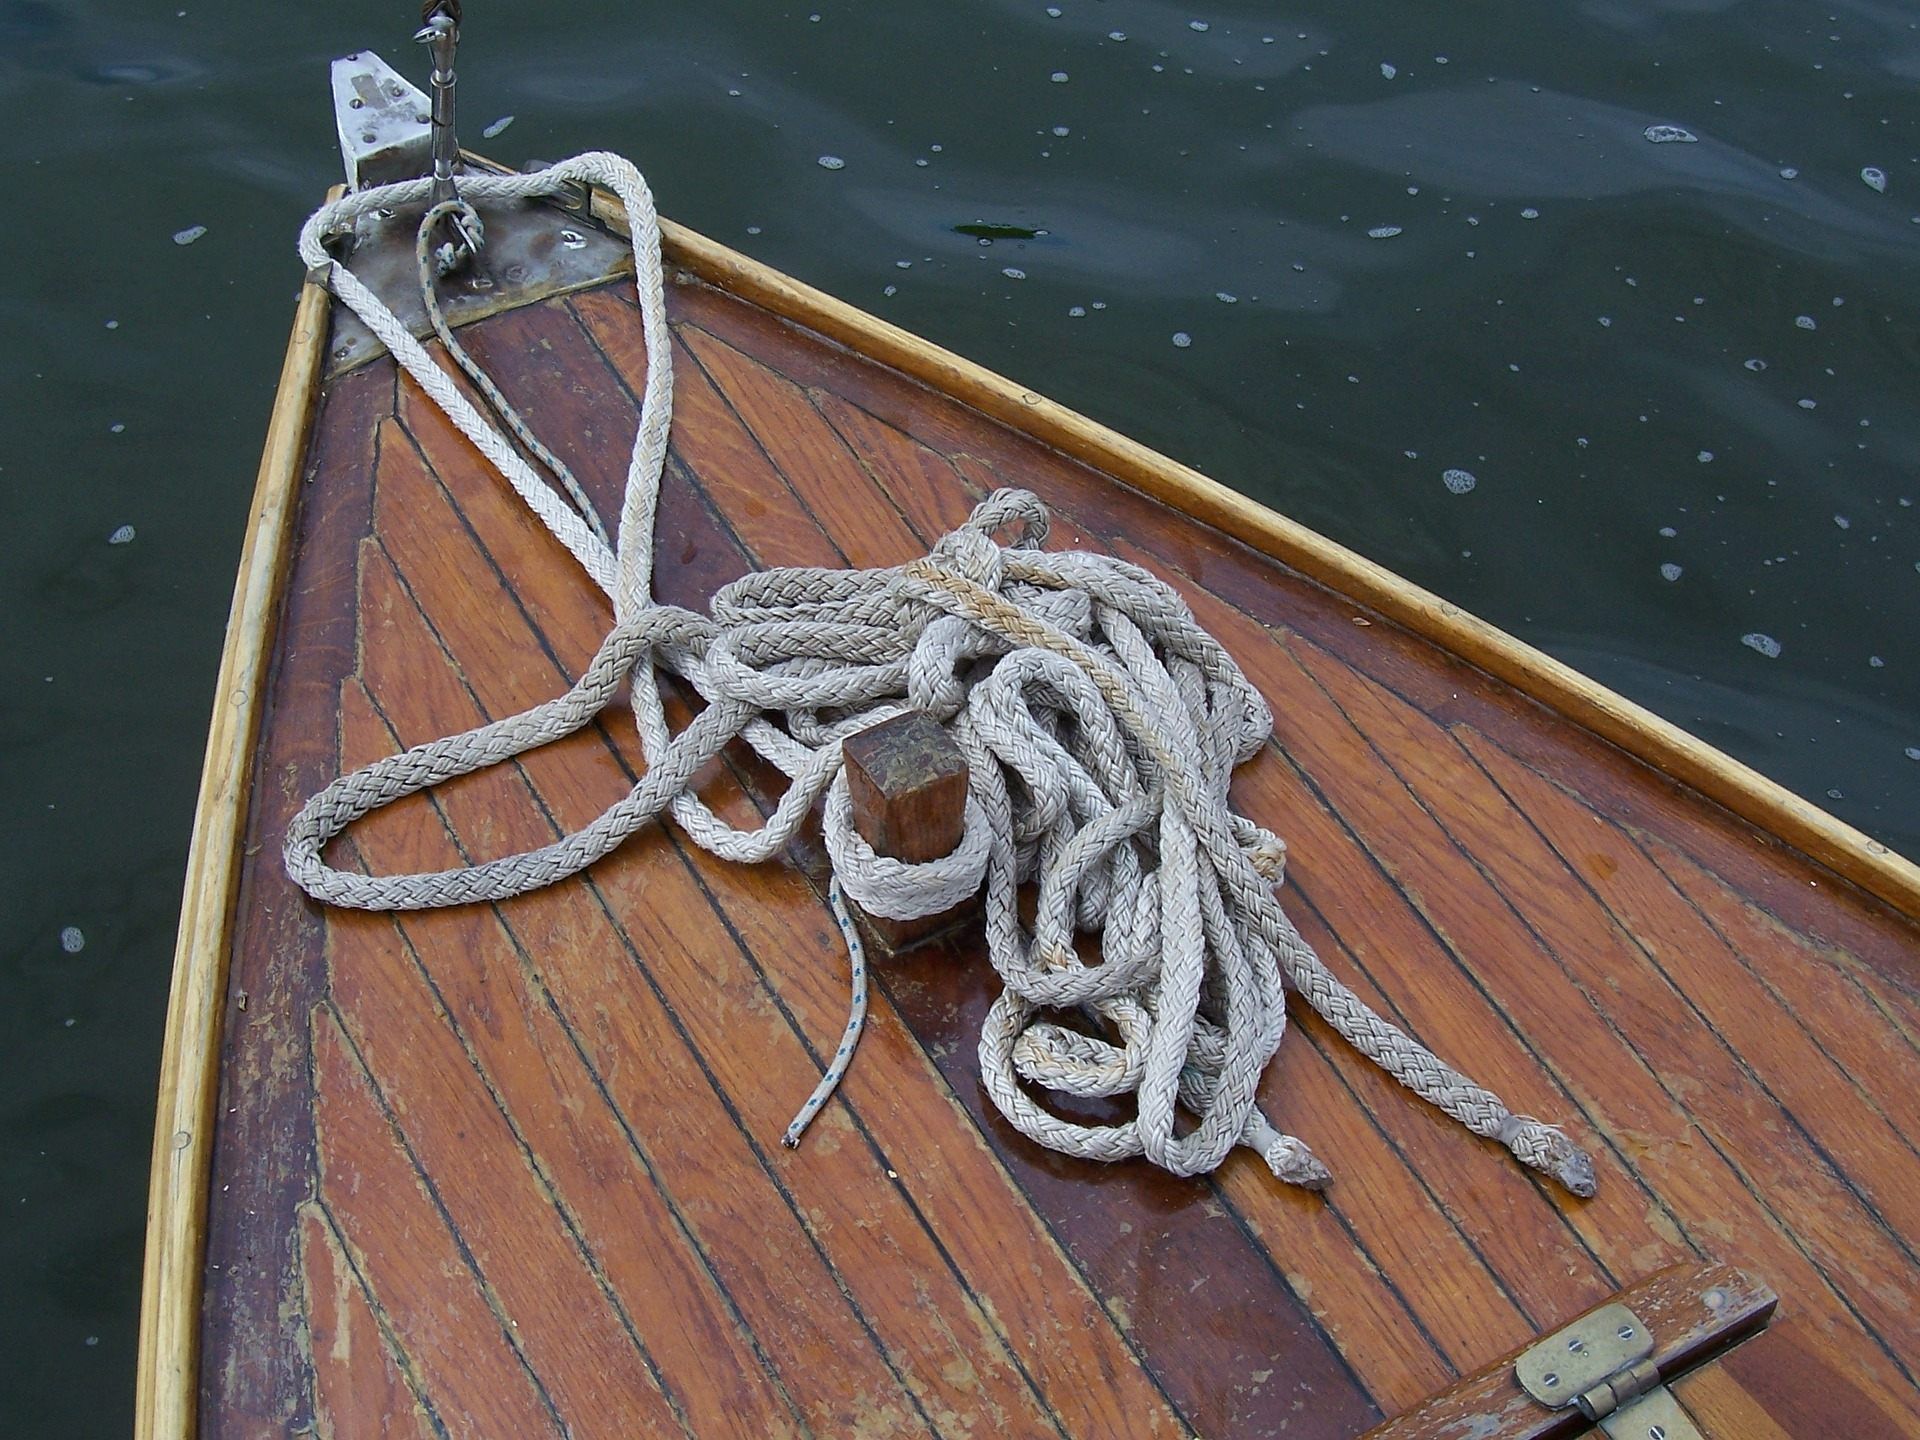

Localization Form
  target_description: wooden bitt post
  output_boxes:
[841,711,975,952]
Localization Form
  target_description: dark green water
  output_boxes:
[2,1,1915,1429]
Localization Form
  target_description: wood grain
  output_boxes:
[181,249,1920,1440]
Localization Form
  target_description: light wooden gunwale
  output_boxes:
[584,194,1920,922]
[134,270,333,1440]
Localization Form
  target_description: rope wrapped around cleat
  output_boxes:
[284,151,1595,1197]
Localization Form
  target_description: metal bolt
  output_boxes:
[1542,1372,1560,1388]
[1649,1427,1667,1440]
[1568,1337,1585,1353]
[362,131,377,144]
[559,228,587,250]
[349,97,364,109]
[390,84,406,97]
[1703,1288,1727,1311]
[1617,1324,1636,1340]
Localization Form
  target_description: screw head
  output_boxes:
[1617,1324,1636,1340]
[1542,1372,1560,1388]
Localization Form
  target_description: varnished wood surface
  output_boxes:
[196,270,1920,1438]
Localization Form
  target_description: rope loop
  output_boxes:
[284,151,1597,1197]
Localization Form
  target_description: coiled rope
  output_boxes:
[285,151,1595,1197]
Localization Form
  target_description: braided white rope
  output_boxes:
[284,154,1595,1196]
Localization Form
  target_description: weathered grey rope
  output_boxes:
[284,152,1595,1196]
[413,196,612,550]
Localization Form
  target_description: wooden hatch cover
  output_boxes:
[136,169,1920,1440]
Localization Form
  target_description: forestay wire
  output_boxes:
[284,151,1595,1197]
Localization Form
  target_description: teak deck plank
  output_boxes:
[379,391,1064,1436]
[194,260,1920,1440]
[297,1201,438,1440]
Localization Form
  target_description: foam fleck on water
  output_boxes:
[108,525,135,545]
[1189,20,1211,32]
[1068,305,1086,317]
[1215,291,1237,303]
[1795,314,1817,330]
[1697,450,1714,463]
[816,155,845,170]
[1171,331,1193,348]
[1906,747,1920,761]
[1644,124,1698,144]
[1001,267,1027,280]
[1741,632,1783,659]
[1109,30,1128,41]
[1834,514,1851,529]
[1780,165,1799,179]
[1050,70,1070,83]
[1368,224,1403,239]
[481,115,515,139]
[1660,563,1683,582]
[1520,207,1540,220]
[1441,468,1477,494]
[172,224,206,246]
[1744,357,1768,371]
[60,926,84,954]
[1862,166,1888,193]
[1380,62,1397,79]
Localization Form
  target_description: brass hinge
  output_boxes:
[1515,1302,1702,1439]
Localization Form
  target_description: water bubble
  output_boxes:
[1862,166,1888,193]
[1068,305,1086,317]
[1795,314,1817,330]
[481,115,515,139]
[110,422,126,434]
[60,926,85,954]
[172,224,206,246]
[1109,30,1128,41]
[1660,563,1683,582]
[1644,124,1698,144]
[1697,450,1714,463]
[816,155,845,170]
[1870,656,1885,668]
[1834,514,1851,529]
[1001,266,1027,280]
[1380,62,1397,79]
[1050,71,1070,83]
[1051,124,1071,137]
[1741,632,1783,659]
[1797,398,1817,409]
[1171,331,1193,348]
[1046,5,1062,14]
[1520,207,1540,220]
[1744,358,1768,372]
[1215,291,1238,303]
[1599,317,1613,327]
[1189,20,1211,32]
[108,524,136,545]
[1779,165,1799,179]
[1906,747,1920,761]
[1441,468,1477,494]
[1659,526,1678,538]
[105,319,120,331]
[1368,225,1403,239]
[1091,300,1107,309]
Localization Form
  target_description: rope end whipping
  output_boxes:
[1498,1115,1597,1198]
[1244,1115,1334,1192]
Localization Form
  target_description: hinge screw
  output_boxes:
[1649,1427,1667,1440]
[1617,1324,1636,1340]
[1568,1337,1585,1353]
[1542,1372,1560,1388]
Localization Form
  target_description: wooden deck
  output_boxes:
[193,268,1920,1438]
